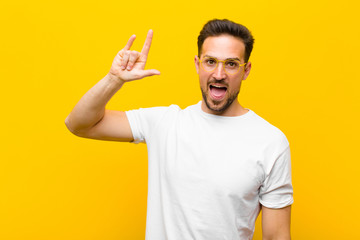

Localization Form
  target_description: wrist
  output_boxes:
[105,73,126,87]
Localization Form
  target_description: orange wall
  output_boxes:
[1,0,359,239]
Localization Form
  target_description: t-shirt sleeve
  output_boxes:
[125,106,178,144]
[259,145,294,209]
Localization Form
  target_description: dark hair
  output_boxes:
[197,19,255,63]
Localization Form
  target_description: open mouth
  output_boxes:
[209,84,227,100]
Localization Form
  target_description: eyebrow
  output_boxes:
[203,55,242,62]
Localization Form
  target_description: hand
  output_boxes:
[108,29,160,84]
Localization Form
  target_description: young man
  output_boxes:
[65,19,293,240]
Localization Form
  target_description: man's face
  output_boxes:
[195,34,251,114]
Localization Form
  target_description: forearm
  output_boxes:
[65,30,159,136]
[65,73,124,134]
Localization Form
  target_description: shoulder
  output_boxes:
[126,104,181,118]
[249,110,290,150]
[125,104,183,143]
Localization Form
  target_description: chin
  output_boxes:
[207,100,228,112]
[201,88,239,113]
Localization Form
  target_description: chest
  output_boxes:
[156,118,266,200]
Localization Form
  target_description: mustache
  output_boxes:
[208,79,228,87]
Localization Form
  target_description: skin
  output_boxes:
[65,30,291,239]
[194,34,252,116]
[65,30,158,142]
[262,205,292,240]
[195,36,292,238]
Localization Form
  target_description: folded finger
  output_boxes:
[127,51,140,70]
[121,50,130,70]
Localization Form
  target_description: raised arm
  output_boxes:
[65,30,160,141]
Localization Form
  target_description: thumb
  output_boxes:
[139,69,161,78]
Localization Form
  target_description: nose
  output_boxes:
[213,62,227,79]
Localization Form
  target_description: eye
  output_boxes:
[225,60,239,69]
[205,58,217,65]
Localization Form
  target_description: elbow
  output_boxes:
[65,116,80,136]
[65,116,92,138]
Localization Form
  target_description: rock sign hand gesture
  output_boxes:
[108,29,160,83]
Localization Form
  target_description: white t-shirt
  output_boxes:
[125,101,293,240]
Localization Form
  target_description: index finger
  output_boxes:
[123,34,136,50]
[141,29,154,56]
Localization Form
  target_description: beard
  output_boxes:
[200,85,239,113]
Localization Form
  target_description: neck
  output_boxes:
[201,100,248,117]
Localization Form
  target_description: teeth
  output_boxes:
[211,85,226,89]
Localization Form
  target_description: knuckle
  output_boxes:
[131,50,139,56]
[122,52,129,60]
[122,50,129,56]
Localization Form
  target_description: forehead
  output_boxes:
[201,34,245,60]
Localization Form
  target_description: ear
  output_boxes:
[242,61,252,80]
[194,55,200,74]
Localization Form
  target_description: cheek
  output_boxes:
[228,77,243,92]
[199,71,210,85]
